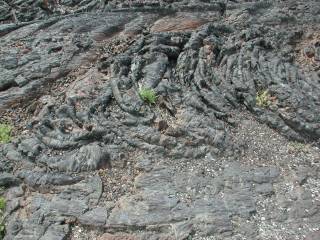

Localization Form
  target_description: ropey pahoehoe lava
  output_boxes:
[0,1,320,239]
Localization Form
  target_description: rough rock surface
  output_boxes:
[0,0,320,239]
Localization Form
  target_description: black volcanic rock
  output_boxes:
[0,1,320,239]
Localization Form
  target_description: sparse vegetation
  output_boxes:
[0,124,12,144]
[0,198,5,211]
[288,142,310,153]
[0,197,5,239]
[256,90,271,108]
[139,87,157,104]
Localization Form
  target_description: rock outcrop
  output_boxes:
[0,0,320,239]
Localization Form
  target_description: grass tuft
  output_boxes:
[139,87,157,104]
[0,124,12,144]
[0,198,5,211]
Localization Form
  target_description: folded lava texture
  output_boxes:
[0,0,320,239]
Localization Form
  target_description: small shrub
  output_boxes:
[139,87,157,104]
[256,90,270,108]
[0,124,12,144]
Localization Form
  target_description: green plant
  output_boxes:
[0,198,5,211]
[256,90,270,108]
[139,87,157,104]
[288,142,310,153]
[0,124,12,144]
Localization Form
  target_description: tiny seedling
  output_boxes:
[256,90,270,108]
[139,87,157,104]
[0,124,12,144]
